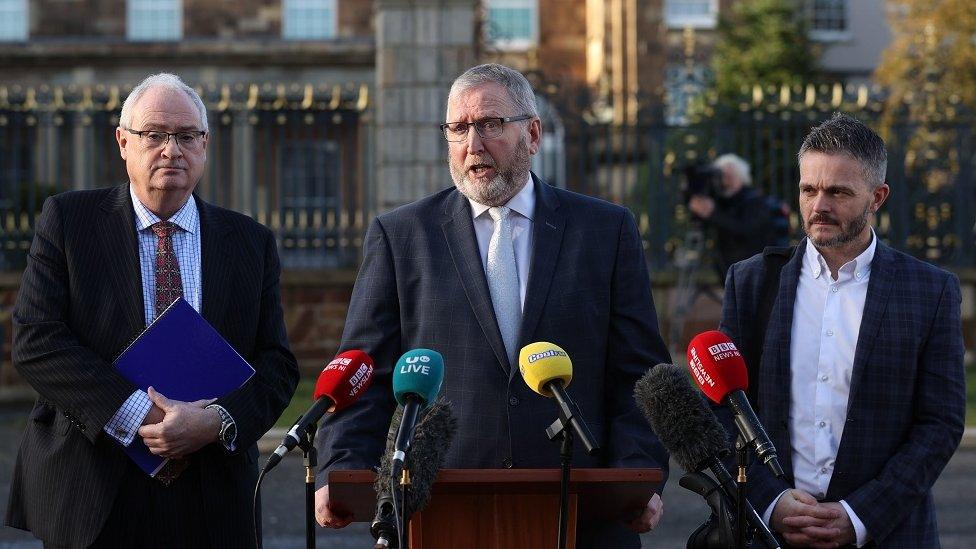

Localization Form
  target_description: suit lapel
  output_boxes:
[441,192,512,375]
[846,240,893,408]
[197,196,234,329]
[762,240,806,478]
[97,185,145,338]
[514,176,565,379]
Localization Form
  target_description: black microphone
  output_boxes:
[372,398,457,548]
[635,364,781,549]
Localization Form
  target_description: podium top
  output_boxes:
[328,468,664,522]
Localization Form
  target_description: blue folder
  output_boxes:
[113,297,255,476]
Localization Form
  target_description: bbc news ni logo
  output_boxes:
[707,342,741,361]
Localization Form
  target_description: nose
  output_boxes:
[464,125,485,155]
[810,190,831,213]
[161,136,183,158]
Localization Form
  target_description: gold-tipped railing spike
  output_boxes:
[751,84,763,107]
[831,82,843,108]
[217,85,231,112]
[857,85,868,109]
[301,84,314,110]
[779,84,790,106]
[24,88,37,110]
[0,86,8,109]
[328,84,342,110]
[273,84,287,110]
[356,84,369,111]
[804,83,816,108]
[105,86,120,111]
[247,84,259,109]
[53,87,66,110]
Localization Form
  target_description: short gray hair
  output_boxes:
[119,73,209,131]
[713,153,752,186]
[798,112,887,187]
[447,63,538,119]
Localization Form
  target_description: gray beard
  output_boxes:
[450,136,531,207]
[806,203,871,248]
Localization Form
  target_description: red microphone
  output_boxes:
[687,331,784,478]
[265,350,374,472]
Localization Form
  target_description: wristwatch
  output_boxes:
[207,404,236,450]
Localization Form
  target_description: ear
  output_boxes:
[872,182,890,212]
[527,117,542,156]
[116,127,128,160]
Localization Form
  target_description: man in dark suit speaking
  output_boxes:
[314,63,671,547]
[6,73,299,548]
[720,113,965,547]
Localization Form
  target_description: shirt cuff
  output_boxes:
[839,499,870,547]
[763,490,790,526]
[206,404,237,452]
[104,390,152,447]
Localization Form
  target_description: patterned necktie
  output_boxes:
[152,221,184,317]
[486,206,522,366]
[149,221,188,485]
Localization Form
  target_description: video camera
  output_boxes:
[682,162,722,203]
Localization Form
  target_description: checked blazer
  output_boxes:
[6,184,299,548]
[720,238,965,547]
[316,176,671,537]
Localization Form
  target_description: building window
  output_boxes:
[807,0,847,39]
[127,0,182,41]
[282,0,337,40]
[486,0,538,49]
[0,0,28,41]
[665,0,717,29]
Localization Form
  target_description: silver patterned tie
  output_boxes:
[487,206,522,365]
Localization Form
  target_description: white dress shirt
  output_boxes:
[764,233,877,547]
[468,174,535,310]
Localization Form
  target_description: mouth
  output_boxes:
[155,166,186,174]
[467,163,495,179]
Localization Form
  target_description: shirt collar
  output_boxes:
[467,173,536,222]
[129,184,198,234]
[804,228,877,280]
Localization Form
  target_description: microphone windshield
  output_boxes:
[393,349,444,407]
[518,341,572,397]
[686,331,748,404]
[634,363,731,472]
[313,350,374,412]
[375,398,458,517]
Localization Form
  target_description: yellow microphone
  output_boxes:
[518,342,599,455]
[518,341,573,397]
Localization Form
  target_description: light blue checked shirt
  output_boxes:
[103,186,220,448]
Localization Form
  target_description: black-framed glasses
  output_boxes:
[439,115,533,142]
[124,128,208,150]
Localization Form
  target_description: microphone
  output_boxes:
[634,363,781,549]
[263,350,374,473]
[390,349,445,481]
[372,398,458,547]
[518,342,599,455]
[687,331,784,479]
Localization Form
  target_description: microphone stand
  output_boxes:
[296,422,318,549]
[735,435,749,549]
[545,408,574,549]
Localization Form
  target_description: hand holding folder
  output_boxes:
[113,298,256,477]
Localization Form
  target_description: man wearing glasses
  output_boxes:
[316,63,670,547]
[7,73,298,548]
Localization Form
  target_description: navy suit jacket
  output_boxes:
[6,185,299,548]
[317,175,670,485]
[720,238,965,547]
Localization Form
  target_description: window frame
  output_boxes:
[127,0,183,41]
[665,0,718,30]
[485,0,539,51]
[282,0,338,41]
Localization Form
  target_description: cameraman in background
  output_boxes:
[686,154,788,280]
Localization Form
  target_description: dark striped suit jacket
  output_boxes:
[316,176,671,546]
[6,184,299,548]
[720,238,965,547]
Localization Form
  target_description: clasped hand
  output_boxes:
[771,489,856,548]
[137,386,219,459]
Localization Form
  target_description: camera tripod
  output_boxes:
[669,224,723,354]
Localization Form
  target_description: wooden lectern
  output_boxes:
[329,468,663,549]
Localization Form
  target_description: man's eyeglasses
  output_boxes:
[440,115,533,142]
[124,128,207,151]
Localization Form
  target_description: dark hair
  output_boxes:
[798,112,887,186]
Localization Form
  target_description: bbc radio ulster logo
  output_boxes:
[707,341,741,362]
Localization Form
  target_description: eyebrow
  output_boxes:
[136,122,204,131]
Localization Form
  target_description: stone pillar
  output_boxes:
[374,0,478,212]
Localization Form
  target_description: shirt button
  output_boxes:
[820,375,828,382]
[509,396,519,407]
[502,458,513,469]
[819,421,826,428]
[826,330,834,337]
[831,287,839,293]
[821,467,828,473]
